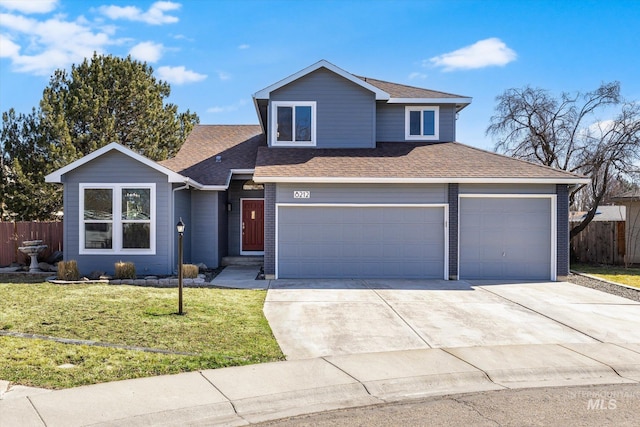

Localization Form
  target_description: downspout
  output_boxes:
[171,182,190,274]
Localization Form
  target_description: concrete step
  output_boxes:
[221,256,264,267]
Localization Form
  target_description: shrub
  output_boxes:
[114,262,136,279]
[182,264,199,279]
[57,260,80,281]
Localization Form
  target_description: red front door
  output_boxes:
[242,199,264,252]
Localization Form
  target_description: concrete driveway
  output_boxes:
[263,280,640,359]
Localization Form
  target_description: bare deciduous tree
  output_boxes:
[487,82,640,239]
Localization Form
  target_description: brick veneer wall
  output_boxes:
[264,183,276,277]
[556,184,570,278]
[448,183,459,279]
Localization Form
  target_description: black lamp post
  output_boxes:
[176,217,185,315]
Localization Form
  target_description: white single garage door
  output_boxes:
[277,205,446,279]
[459,197,554,280]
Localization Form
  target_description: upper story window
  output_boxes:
[271,101,316,146]
[405,106,439,141]
[80,183,155,255]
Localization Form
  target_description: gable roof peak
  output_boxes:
[253,59,390,100]
[45,142,187,184]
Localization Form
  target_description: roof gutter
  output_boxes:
[252,176,591,185]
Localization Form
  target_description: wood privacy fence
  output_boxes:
[571,221,625,265]
[0,222,63,266]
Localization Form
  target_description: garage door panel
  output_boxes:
[460,197,552,280]
[278,206,445,279]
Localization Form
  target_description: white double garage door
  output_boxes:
[276,196,555,280]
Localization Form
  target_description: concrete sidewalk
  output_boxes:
[210,266,267,290]
[2,342,640,426]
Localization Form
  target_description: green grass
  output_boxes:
[572,264,640,288]
[0,283,284,389]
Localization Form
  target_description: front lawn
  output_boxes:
[0,283,284,389]
[572,264,640,288]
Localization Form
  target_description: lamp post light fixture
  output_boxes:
[176,217,185,315]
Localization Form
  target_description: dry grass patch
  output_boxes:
[572,264,640,288]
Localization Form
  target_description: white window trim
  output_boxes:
[79,183,156,255]
[271,101,317,147]
[405,106,439,141]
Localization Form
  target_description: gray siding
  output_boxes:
[190,190,221,268]
[227,180,264,255]
[270,68,376,148]
[174,188,191,267]
[276,183,447,204]
[217,191,228,262]
[62,150,173,276]
[376,103,456,142]
[459,184,556,195]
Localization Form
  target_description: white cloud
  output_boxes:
[428,37,517,71]
[156,65,206,84]
[0,12,113,75]
[238,44,250,49]
[408,72,427,80]
[0,34,20,57]
[129,41,163,63]
[217,70,231,80]
[99,1,181,25]
[0,0,58,14]
[207,99,248,114]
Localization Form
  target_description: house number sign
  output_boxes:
[293,190,310,199]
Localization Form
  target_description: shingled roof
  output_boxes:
[356,76,467,99]
[253,142,587,184]
[160,125,265,187]
[162,126,586,187]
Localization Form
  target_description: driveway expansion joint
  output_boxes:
[474,285,603,343]
[362,279,433,349]
[27,396,47,427]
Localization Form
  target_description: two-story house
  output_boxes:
[46,60,588,280]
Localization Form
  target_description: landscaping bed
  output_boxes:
[568,265,640,302]
[0,282,284,389]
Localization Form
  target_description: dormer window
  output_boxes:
[405,106,439,141]
[272,101,316,146]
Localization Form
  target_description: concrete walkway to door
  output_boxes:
[263,279,640,360]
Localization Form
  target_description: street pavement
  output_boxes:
[2,276,640,426]
[252,383,640,427]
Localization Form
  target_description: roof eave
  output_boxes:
[387,97,472,112]
[253,176,591,185]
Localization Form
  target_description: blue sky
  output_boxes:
[1,0,639,150]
